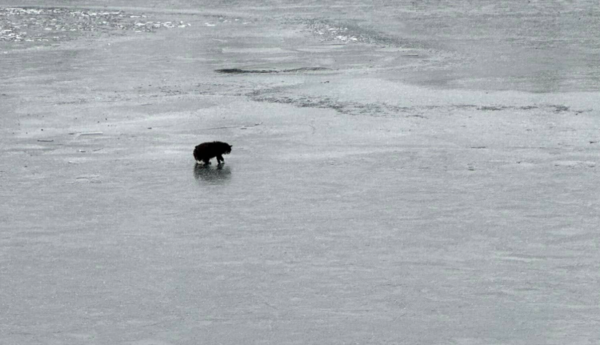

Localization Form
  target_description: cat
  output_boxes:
[193,141,232,165]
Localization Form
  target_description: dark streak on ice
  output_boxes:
[215,67,330,74]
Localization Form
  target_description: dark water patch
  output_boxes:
[251,94,421,118]
[476,104,586,114]
[251,90,589,118]
[552,105,570,113]
[478,106,506,111]
[215,67,330,74]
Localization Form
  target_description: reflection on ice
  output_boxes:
[193,163,231,184]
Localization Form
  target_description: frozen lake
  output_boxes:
[1,1,599,344]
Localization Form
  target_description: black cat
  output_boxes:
[193,141,232,165]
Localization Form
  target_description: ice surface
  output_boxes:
[1,1,600,344]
